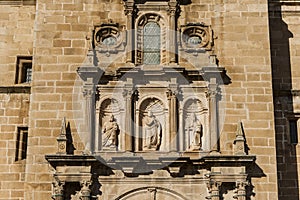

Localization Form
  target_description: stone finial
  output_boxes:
[233,121,246,155]
[57,117,67,154]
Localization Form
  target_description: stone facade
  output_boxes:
[0,0,299,200]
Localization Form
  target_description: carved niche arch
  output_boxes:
[136,97,166,151]
[135,13,167,65]
[98,98,122,150]
[183,98,208,151]
[115,186,187,200]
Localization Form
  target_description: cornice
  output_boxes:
[270,0,300,5]
[0,85,31,94]
[0,0,36,5]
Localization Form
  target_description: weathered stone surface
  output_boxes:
[0,0,300,199]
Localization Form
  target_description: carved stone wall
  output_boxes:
[0,0,294,199]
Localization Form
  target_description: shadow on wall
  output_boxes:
[268,1,299,199]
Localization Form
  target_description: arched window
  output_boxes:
[143,22,161,65]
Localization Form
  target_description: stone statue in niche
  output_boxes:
[143,111,161,151]
[187,113,203,150]
[102,114,119,148]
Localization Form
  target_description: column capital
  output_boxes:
[122,88,133,98]
[207,180,222,190]
[80,180,92,190]
[236,180,249,188]
[206,180,221,200]
[168,0,179,15]
[166,88,177,99]
[124,0,135,15]
[52,180,65,200]
[233,181,248,200]
[80,180,92,200]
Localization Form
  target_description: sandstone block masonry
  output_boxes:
[0,0,299,199]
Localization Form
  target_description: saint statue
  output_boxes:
[102,114,119,148]
[188,113,203,150]
[143,111,161,150]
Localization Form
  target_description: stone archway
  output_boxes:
[115,186,187,200]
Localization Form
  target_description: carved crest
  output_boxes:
[180,23,213,52]
[93,22,125,54]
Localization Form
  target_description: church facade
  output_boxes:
[0,0,299,199]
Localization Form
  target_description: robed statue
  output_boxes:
[143,111,161,150]
[187,113,203,150]
[102,114,119,148]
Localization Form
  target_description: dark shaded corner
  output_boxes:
[66,122,76,155]
[268,1,299,199]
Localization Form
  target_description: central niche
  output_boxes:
[137,97,166,151]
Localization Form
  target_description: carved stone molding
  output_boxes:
[0,0,36,5]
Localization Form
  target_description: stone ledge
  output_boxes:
[0,0,36,5]
[0,86,31,94]
[45,154,256,176]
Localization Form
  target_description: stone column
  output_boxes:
[207,77,219,153]
[123,78,134,151]
[52,180,65,200]
[80,180,92,200]
[207,181,221,200]
[233,181,248,200]
[168,0,177,64]
[83,78,97,152]
[124,0,134,63]
[77,66,102,153]
[167,88,177,151]
[178,107,184,151]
